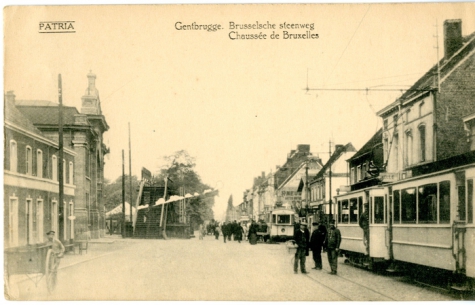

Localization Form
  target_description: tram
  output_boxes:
[261,208,299,242]
[335,162,475,290]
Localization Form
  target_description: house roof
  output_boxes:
[310,143,356,183]
[377,30,475,116]
[4,99,44,135]
[16,104,83,126]
[348,128,383,162]
[277,156,323,190]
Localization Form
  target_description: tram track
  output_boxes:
[302,267,397,301]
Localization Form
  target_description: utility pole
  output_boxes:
[305,160,309,218]
[58,74,64,241]
[122,150,125,238]
[329,140,333,221]
[128,123,132,227]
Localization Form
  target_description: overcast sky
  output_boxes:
[4,3,475,220]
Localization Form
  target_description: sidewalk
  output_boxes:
[7,235,136,285]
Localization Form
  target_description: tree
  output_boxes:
[103,175,140,212]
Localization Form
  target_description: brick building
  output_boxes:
[4,94,76,248]
[377,20,475,179]
[13,72,109,239]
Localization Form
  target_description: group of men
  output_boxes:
[220,220,246,243]
[293,219,341,275]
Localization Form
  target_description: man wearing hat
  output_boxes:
[293,222,310,274]
[325,219,341,275]
[46,231,65,259]
[309,222,326,270]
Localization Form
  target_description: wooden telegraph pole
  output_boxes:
[122,150,125,238]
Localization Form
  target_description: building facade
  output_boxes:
[14,72,109,239]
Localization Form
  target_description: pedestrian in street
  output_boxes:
[325,219,341,275]
[309,222,326,270]
[214,223,220,240]
[293,223,310,274]
[222,222,228,243]
[241,222,248,241]
[46,231,65,269]
[248,220,258,245]
[234,222,244,243]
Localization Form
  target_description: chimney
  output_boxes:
[444,19,463,60]
[5,91,15,104]
[297,144,310,153]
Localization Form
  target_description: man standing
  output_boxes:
[325,219,341,275]
[294,223,310,274]
[309,222,326,270]
[221,222,228,243]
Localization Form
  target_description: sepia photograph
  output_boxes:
[3,2,475,301]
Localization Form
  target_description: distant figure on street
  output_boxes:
[294,223,310,274]
[234,222,244,243]
[199,224,205,240]
[248,220,258,245]
[214,223,220,240]
[309,222,326,270]
[222,222,228,243]
[241,222,248,241]
[359,203,370,255]
[325,219,341,275]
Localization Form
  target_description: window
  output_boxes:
[277,215,290,224]
[272,214,276,223]
[9,140,17,172]
[458,184,466,221]
[86,149,90,177]
[26,146,32,175]
[26,199,33,244]
[374,196,385,224]
[36,200,43,243]
[384,138,389,163]
[393,114,398,128]
[69,162,74,185]
[350,198,358,223]
[401,188,416,223]
[9,197,19,247]
[393,190,400,223]
[350,168,355,185]
[384,119,388,130]
[468,179,473,224]
[393,134,399,170]
[63,159,67,184]
[340,200,349,223]
[406,109,411,123]
[51,201,58,232]
[418,184,437,223]
[439,181,451,223]
[52,155,58,181]
[405,131,413,167]
[37,150,43,178]
[357,165,362,181]
[419,125,426,162]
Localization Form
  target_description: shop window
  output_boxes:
[418,183,437,223]
[401,188,416,223]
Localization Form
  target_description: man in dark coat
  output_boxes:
[325,219,341,275]
[248,220,258,245]
[309,222,326,270]
[221,222,228,243]
[294,223,310,274]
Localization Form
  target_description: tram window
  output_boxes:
[439,181,451,223]
[374,196,385,224]
[277,215,290,224]
[401,188,416,223]
[458,185,466,221]
[393,190,400,223]
[418,183,437,223]
[272,214,276,223]
[340,200,349,223]
[350,198,358,223]
[468,179,473,224]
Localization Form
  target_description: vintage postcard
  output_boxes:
[4,2,475,301]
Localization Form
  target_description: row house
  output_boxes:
[4,95,76,248]
[11,71,110,239]
[255,171,276,220]
[309,143,356,223]
[377,19,475,181]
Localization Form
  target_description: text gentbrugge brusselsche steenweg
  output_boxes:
[175,21,319,40]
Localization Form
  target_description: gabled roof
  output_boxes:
[378,30,475,116]
[4,99,44,135]
[16,104,83,126]
[348,128,382,162]
[277,157,323,190]
[310,143,356,183]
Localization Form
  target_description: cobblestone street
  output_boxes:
[8,234,460,301]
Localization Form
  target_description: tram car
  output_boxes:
[335,163,475,290]
[261,208,299,242]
